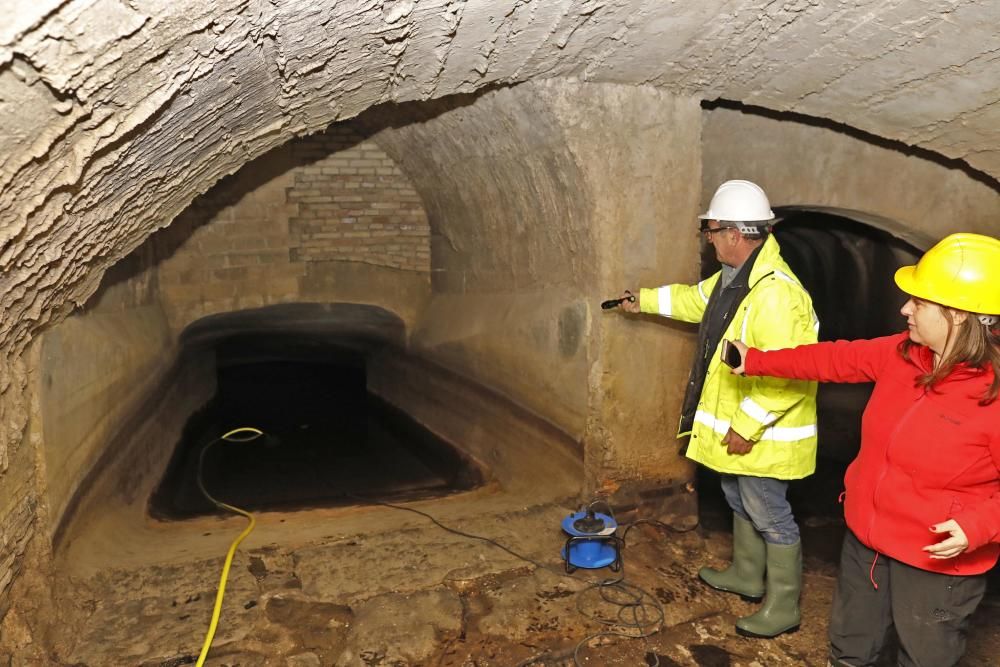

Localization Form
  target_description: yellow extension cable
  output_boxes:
[194,426,264,667]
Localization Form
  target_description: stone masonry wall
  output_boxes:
[0,359,34,623]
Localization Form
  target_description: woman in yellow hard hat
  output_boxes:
[726,232,1000,666]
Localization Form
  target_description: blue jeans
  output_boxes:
[720,474,800,545]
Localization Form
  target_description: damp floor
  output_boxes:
[47,474,1000,667]
[44,345,1000,666]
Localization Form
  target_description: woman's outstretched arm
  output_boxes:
[739,333,906,384]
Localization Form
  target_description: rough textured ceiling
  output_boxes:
[0,0,998,353]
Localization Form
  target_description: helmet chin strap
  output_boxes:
[978,314,999,327]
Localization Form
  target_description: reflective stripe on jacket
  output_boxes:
[639,235,819,479]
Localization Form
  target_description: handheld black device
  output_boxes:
[601,292,636,310]
[720,339,743,368]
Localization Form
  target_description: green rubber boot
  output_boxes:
[698,514,765,602]
[735,540,802,638]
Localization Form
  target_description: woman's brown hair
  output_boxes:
[899,302,1000,405]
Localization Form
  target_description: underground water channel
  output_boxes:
[150,332,486,520]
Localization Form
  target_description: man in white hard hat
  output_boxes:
[618,180,819,638]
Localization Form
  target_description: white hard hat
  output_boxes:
[698,180,775,224]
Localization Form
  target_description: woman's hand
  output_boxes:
[922,519,970,559]
[729,340,750,375]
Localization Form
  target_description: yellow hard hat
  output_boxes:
[894,233,1000,315]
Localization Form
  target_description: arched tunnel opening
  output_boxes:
[774,210,921,465]
[149,305,486,520]
[49,104,588,576]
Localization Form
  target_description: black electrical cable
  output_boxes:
[565,561,665,667]
[345,493,573,579]
[555,519,697,667]
[347,493,696,667]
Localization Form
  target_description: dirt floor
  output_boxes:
[32,473,999,667]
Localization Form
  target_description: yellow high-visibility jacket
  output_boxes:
[639,236,819,479]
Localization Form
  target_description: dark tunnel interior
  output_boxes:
[149,332,485,519]
[775,211,923,463]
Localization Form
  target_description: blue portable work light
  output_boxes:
[560,503,623,573]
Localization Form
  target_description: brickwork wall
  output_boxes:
[289,127,431,272]
[155,160,305,329]
[155,125,431,333]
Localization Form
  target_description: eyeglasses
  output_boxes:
[698,223,734,239]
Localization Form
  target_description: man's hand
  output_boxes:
[923,519,970,559]
[723,427,754,455]
[619,290,640,313]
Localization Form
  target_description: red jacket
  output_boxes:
[746,333,1000,575]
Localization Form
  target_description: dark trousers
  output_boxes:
[828,530,986,667]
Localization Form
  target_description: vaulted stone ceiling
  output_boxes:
[1,0,998,354]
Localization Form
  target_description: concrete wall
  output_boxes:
[372,81,703,503]
[702,106,1000,246]
[543,82,703,506]
[36,249,176,541]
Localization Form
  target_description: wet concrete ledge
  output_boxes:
[367,348,585,498]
